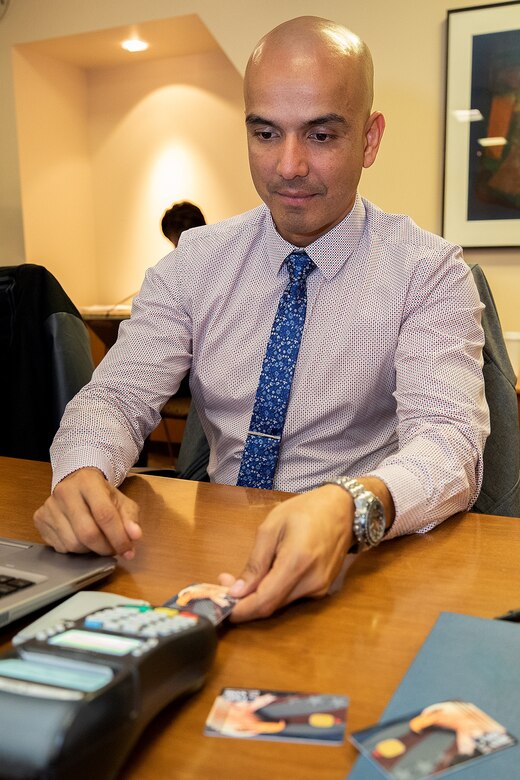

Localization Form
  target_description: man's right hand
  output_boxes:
[33,468,142,559]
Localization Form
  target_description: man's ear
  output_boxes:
[363,111,385,169]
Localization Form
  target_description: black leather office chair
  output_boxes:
[0,263,94,461]
[469,264,520,517]
[156,374,193,462]
[175,402,210,481]
[131,399,210,481]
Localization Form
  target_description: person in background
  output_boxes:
[161,201,206,404]
[161,201,206,247]
[34,17,489,623]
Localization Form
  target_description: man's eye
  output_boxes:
[256,130,276,140]
[311,132,334,142]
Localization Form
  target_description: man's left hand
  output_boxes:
[218,484,353,622]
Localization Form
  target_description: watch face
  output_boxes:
[330,478,386,550]
[353,493,385,548]
[366,510,386,546]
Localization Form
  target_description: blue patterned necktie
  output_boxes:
[237,250,316,489]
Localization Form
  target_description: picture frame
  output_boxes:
[442,1,520,247]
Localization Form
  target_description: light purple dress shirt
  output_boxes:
[51,196,489,538]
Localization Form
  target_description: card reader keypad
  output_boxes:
[83,605,198,639]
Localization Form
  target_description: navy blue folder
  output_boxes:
[348,612,520,778]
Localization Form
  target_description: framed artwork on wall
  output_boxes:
[443,1,520,247]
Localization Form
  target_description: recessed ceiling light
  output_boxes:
[121,39,149,53]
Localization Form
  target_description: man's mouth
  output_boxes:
[275,190,317,205]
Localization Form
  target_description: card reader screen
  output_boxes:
[49,629,142,656]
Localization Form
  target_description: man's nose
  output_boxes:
[275,136,309,179]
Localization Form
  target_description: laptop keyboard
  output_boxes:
[0,574,35,598]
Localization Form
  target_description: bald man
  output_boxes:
[34,17,488,621]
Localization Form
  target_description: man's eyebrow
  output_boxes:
[304,113,348,128]
[245,114,273,126]
[245,113,348,128]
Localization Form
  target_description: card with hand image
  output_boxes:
[163,582,238,626]
[350,700,517,779]
[204,687,348,744]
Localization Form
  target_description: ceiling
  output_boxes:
[15,14,221,70]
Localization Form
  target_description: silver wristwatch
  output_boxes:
[325,477,386,552]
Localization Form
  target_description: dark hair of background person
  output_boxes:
[161,201,206,247]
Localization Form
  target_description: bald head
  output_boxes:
[245,16,374,118]
[243,16,384,246]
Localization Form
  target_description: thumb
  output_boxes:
[456,733,476,756]
[112,488,142,541]
[227,527,278,598]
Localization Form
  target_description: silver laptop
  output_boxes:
[0,536,117,629]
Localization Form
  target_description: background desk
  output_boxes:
[80,306,189,457]
[80,305,131,365]
[1,457,518,779]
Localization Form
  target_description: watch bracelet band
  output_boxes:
[323,476,385,552]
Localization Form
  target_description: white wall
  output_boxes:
[12,35,257,304]
[0,0,518,328]
[87,50,257,303]
[13,48,98,302]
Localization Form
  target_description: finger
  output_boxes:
[113,487,142,542]
[229,546,306,621]
[456,733,476,756]
[249,693,277,712]
[408,715,426,734]
[217,572,237,588]
[34,499,92,554]
[227,521,281,599]
[80,485,140,557]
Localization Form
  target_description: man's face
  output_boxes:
[244,50,383,247]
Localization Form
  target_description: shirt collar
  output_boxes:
[265,194,367,280]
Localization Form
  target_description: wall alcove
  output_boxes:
[12,14,258,305]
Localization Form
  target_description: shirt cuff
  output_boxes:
[51,451,117,492]
[367,464,430,538]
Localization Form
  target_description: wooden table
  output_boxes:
[1,457,518,779]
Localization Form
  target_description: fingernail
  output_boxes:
[229,578,246,597]
[123,549,135,561]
